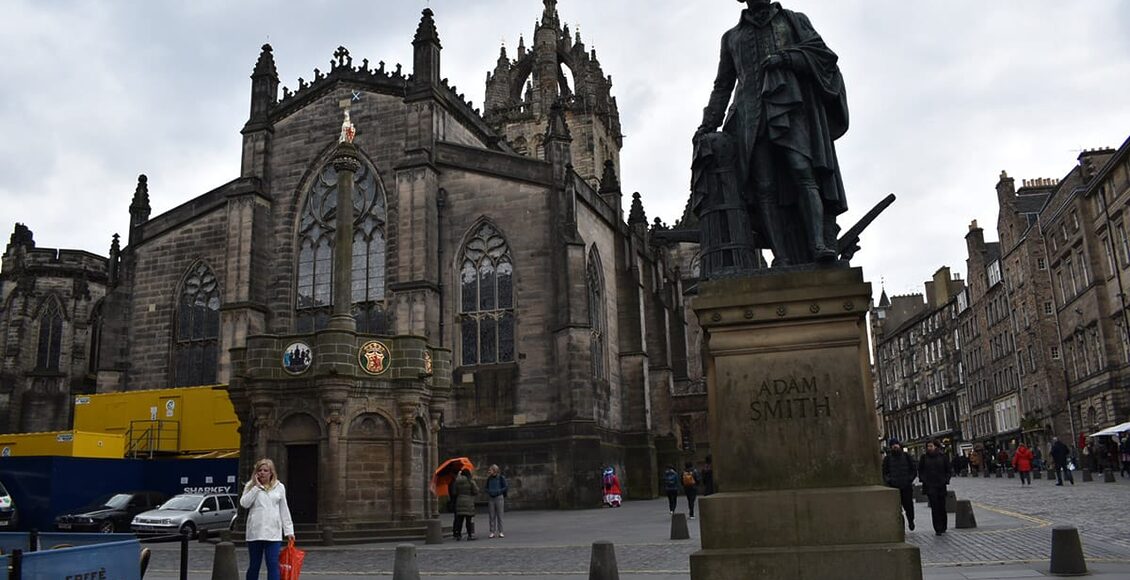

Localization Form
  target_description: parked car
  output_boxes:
[131,493,238,537]
[0,480,17,529]
[55,491,167,533]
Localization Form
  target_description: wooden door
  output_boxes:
[286,444,319,524]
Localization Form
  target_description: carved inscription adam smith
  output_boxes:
[749,376,832,421]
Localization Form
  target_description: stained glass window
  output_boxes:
[173,263,220,386]
[36,302,64,371]
[459,223,515,366]
[587,247,606,379]
[296,160,389,333]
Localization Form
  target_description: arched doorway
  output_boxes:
[280,413,322,524]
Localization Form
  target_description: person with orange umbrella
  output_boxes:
[451,468,479,541]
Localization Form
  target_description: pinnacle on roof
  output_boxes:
[252,44,277,78]
[130,174,150,212]
[542,0,558,23]
[414,8,441,47]
[628,192,647,225]
[878,288,891,309]
[7,223,34,250]
[546,99,571,140]
[599,160,619,194]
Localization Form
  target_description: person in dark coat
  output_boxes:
[451,468,479,541]
[917,440,951,535]
[662,465,681,514]
[1051,436,1074,486]
[695,0,850,266]
[702,455,716,496]
[881,438,917,531]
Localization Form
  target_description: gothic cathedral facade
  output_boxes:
[0,2,707,526]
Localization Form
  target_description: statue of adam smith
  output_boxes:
[695,0,849,266]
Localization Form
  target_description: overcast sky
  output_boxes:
[2,1,1129,301]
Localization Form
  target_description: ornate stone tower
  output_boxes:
[484,0,622,189]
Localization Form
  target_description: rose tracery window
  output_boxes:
[297,161,390,333]
[173,263,220,386]
[459,224,515,366]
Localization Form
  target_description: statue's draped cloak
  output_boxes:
[700,4,849,215]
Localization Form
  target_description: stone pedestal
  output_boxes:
[690,268,921,580]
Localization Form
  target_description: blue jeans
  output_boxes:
[247,540,282,580]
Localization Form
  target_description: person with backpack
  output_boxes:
[484,464,509,538]
[881,438,917,531]
[662,465,681,514]
[681,462,701,519]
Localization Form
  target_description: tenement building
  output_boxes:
[872,268,965,456]
[876,136,1130,458]
[0,1,707,529]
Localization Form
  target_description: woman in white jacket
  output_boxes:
[240,458,295,580]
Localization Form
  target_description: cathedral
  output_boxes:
[0,1,708,529]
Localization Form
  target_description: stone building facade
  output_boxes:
[874,137,1130,459]
[0,225,108,434]
[0,1,706,526]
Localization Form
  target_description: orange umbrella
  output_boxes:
[431,457,475,495]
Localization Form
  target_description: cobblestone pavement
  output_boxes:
[142,472,1130,579]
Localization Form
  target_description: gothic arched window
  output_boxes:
[88,300,103,375]
[459,223,515,366]
[173,263,220,386]
[36,301,64,371]
[297,161,389,333]
[587,246,606,379]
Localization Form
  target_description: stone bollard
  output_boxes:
[1082,469,1093,482]
[1007,470,1015,479]
[1047,469,1056,481]
[670,513,690,540]
[322,526,336,546]
[1049,526,1087,576]
[972,469,979,478]
[211,541,240,580]
[954,500,977,529]
[589,541,620,580]
[393,543,421,580]
[945,490,957,514]
[1034,470,1043,480]
[913,485,926,503]
[996,468,1003,478]
[425,519,444,544]
[1103,468,1116,483]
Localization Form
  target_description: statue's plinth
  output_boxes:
[690,268,921,580]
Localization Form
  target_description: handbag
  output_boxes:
[280,537,305,580]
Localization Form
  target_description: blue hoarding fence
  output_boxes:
[0,532,29,554]
[7,538,140,580]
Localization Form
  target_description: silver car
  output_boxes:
[130,493,238,537]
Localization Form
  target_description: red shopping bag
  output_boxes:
[280,537,305,580]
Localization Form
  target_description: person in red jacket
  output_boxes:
[1012,443,1034,486]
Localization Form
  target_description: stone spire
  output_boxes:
[542,0,558,25]
[628,192,646,225]
[412,8,442,87]
[108,233,121,286]
[248,44,279,124]
[128,174,150,246]
[598,159,622,218]
[546,99,571,141]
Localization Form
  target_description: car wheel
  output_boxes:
[99,520,115,534]
[179,522,196,538]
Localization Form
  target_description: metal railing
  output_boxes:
[125,420,181,458]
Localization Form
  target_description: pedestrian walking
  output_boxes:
[451,468,479,541]
[240,458,295,580]
[881,438,917,531]
[601,467,622,508]
[1032,446,1044,471]
[485,464,508,538]
[701,455,715,496]
[1051,436,1074,486]
[662,465,680,514]
[917,440,951,536]
[1012,443,1033,486]
[681,462,700,519]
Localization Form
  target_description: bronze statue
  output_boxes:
[694,0,849,268]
